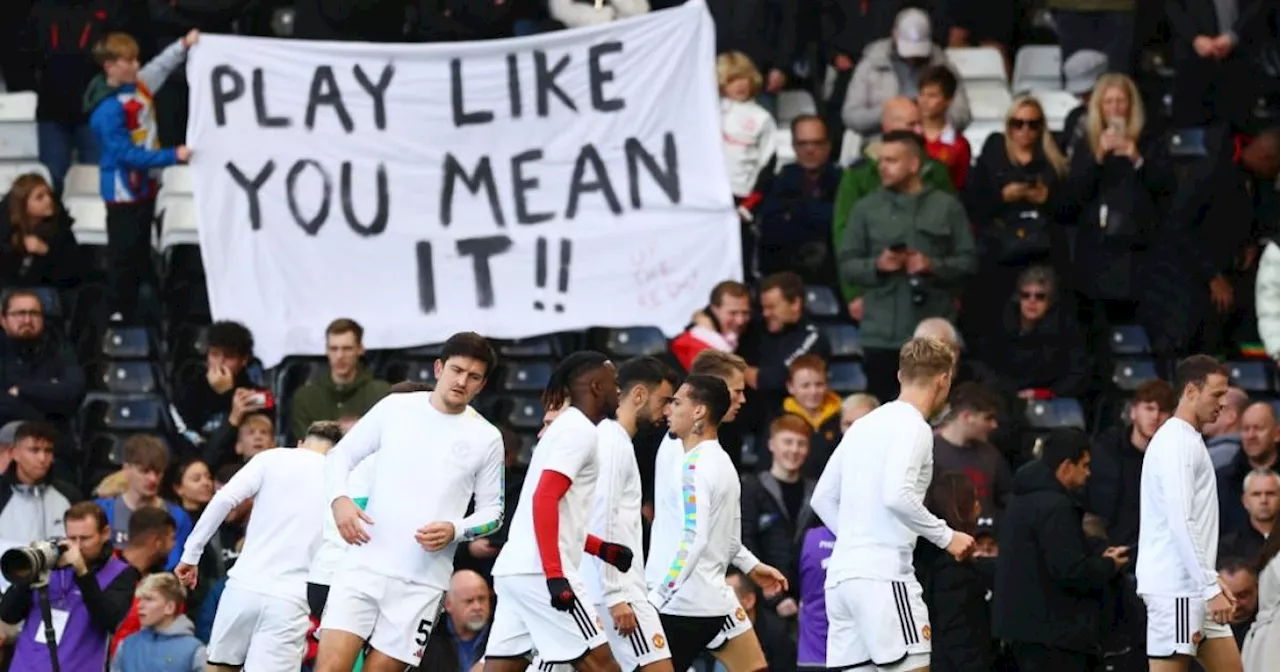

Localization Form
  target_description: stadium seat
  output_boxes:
[92,361,158,394]
[158,195,200,251]
[170,323,209,363]
[947,47,1009,85]
[1112,358,1159,391]
[272,356,327,405]
[1025,398,1086,429]
[1012,45,1063,93]
[804,285,840,318]
[79,393,165,432]
[66,195,109,246]
[402,343,445,358]
[0,161,51,194]
[495,336,558,359]
[962,121,1003,161]
[27,286,64,321]
[500,361,553,392]
[1169,128,1210,158]
[775,128,795,170]
[160,165,194,196]
[968,85,1014,123]
[822,323,862,358]
[380,358,437,387]
[63,165,99,197]
[590,327,667,358]
[504,397,545,431]
[1228,360,1272,393]
[828,361,868,394]
[85,431,128,469]
[0,92,39,160]
[100,326,155,359]
[777,90,817,125]
[1109,324,1152,356]
[1036,90,1079,132]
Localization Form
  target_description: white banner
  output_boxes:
[186,1,739,368]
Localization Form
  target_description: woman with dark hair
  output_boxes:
[163,456,225,623]
[0,173,81,290]
[1244,533,1280,671]
[914,472,993,672]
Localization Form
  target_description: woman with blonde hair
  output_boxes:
[0,172,81,290]
[1062,72,1173,379]
[961,94,1069,346]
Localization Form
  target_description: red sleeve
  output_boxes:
[584,534,603,556]
[532,470,573,579]
[109,598,140,659]
[952,138,972,190]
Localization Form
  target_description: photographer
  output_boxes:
[0,503,164,671]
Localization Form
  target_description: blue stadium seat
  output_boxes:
[93,361,158,394]
[827,361,868,394]
[500,361,553,392]
[804,285,840,318]
[403,343,445,358]
[1112,358,1159,391]
[1025,398,1087,429]
[495,336,557,359]
[822,323,862,358]
[1109,324,1151,356]
[79,393,165,432]
[590,327,667,358]
[170,324,208,363]
[100,326,155,359]
[380,359,438,387]
[1227,360,1272,393]
[504,397,545,431]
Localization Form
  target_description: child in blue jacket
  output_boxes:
[111,573,206,672]
[85,30,196,322]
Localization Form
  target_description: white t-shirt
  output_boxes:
[309,454,377,586]
[810,401,954,585]
[645,434,759,595]
[581,419,646,607]
[646,439,741,617]
[1137,417,1222,600]
[181,447,327,605]
[324,392,505,590]
[493,406,599,578]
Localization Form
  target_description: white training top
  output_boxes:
[645,434,759,596]
[720,97,778,198]
[646,439,742,617]
[810,401,954,585]
[324,392,505,590]
[181,447,326,606]
[1137,417,1222,600]
[309,453,377,586]
[493,406,599,578]
[581,419,646,607]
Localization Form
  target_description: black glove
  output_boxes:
[547,576,576,612]
[597,541,634,573]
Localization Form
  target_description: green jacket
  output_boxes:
[290,365,390,439]
[837,186,978,350]
[832,142,956,301]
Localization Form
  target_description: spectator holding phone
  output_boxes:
[172,321,270,470]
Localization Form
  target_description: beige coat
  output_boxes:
[1244,556,1280,672]
[841,38,972,136]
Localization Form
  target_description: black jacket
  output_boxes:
[981,296,1088,398]
[743,317,831,395]
[16,0,135,126]
[1216,449,1273,535]
[1165,0,1270,59]
[758,162,842,286]
[753,605,797,672]
[172,369,265,469]
[0,330,84,424]
[0,546,140,635]
[915,542,993,672]
[0,193,82,290]
[417,618,490,672]
[705,0,797,75]
[993,460,1118,653]
[740,471,818,599]
[146,0,255,38]
[963,133,1064,238]
[292,0,410,42]
[1082,426,1145,551]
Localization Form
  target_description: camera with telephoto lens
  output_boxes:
[0,539,65,585]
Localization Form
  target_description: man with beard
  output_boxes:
[0,290,84,478]
[420,570,494,672]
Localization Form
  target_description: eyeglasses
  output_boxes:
[793,139,828,148]
[1020,291,1048,301]
[1009,118,1044,131]
[4,310,43,319]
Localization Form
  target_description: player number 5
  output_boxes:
[415,618,432,646]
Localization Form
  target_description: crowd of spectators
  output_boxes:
[0,0,1278,671]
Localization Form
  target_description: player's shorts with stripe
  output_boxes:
[488,574,608,664]
[320,571,445,666]
[529,600,671,671]
[1143,594,1233,657]
[706,602,753,650]
[826,578,932,671]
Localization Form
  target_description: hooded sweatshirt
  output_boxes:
[289,365,390,440]
[782,391,843,478]
[110,614,206,672]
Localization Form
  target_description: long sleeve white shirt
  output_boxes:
[1137,417,1222,600]
[810,401,954,586]
[581,419,646,607]
[309,454,377,586]
[181,447,327,606]
[645,434,759,596]
[646,439,742,617]
[721,97,777,198]
[324,392,505,590]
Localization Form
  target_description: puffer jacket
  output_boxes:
[842,39,971,136]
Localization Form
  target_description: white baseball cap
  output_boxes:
[894,8,933,59]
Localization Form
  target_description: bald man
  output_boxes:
[418,570,493,672]
[833,97,957,315]
[1206,388,1249,469]
[1218,402,1280,534]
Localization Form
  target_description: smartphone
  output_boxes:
[1108,117,1126,137]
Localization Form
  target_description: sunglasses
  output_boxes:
[1020,291,1048,301]
[1009,118,1044,131]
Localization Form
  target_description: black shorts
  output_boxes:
[307,581,330,621]
[658,614,725,672]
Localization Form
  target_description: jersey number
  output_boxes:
[414,618,432,646]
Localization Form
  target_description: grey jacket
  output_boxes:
[842,39,972,136]
[0,465,80,547]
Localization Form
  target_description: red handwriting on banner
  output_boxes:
[632,245,699,309]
